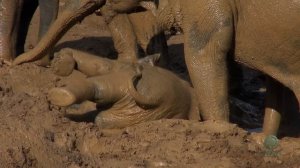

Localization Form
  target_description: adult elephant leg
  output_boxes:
[128,11,169,67]
[183,3,233,121]
[0,0,23,61]
[17,0,38,55]
[36,0,59,66]
[102,8,139,62]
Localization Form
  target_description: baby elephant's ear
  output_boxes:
[138,53,161,66]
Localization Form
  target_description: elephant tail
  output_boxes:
[12,0,105,65]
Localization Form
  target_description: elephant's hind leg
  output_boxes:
[48,76,95,106]
[183,2,234,121]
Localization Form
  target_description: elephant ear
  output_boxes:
[127,65,160,109]
[138,54,161,66]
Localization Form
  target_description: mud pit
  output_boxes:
[1,2,300,167]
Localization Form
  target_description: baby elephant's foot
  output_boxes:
[48,87,77,106]
[51,51,76,76]
[48,77,95,106]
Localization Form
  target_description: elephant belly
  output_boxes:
[234,0,300,78]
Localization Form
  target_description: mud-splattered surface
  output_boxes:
[0,2,300,167]
[1,64,300,167]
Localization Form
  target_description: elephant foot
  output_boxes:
[51,52,76,76]
[48,88,77,107]
[0,44,15,65]
[48,75,95,107]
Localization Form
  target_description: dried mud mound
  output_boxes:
[0,64,300,167]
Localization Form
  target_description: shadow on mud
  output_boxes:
[65,103,114,123]
[54,36,118,59]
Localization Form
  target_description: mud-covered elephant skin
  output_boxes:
[12,0,169,67]
[48,48,200,129]
[0,0,59,65]
[93,0,300,137]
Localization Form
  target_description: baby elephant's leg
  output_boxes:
[51,50,76,76]
[48,75,95,106]
[52,48,114,77]
[128,11,169,67]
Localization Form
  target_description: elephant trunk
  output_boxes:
[12,0,105,65]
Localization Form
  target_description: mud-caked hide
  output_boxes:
[49,49,199,129]
[89,64,197,128]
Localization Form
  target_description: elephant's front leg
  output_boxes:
[36,0,59,66]
[106,13,139,62]
[101,3,139,62]
[128,11,169,67]
[183,8,233,121]
[0,0,23,62]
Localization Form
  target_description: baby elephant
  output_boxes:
[48,49,200,129]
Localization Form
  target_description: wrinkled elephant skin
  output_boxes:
[0,0,59,65]
[101,0,300,137]
[48,49,200,129]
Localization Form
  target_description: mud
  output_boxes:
[1,64,300,167]
[0,1,300,167]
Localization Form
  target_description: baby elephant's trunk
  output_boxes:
[13,0,105,65]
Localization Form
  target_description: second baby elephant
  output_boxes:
[48,49,200,128]
[0,0,59,66]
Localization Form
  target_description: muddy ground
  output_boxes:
[0,2,300,167]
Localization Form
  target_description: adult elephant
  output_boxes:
[0,0,59,66]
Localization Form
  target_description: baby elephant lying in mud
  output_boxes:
[48,49,200,128]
